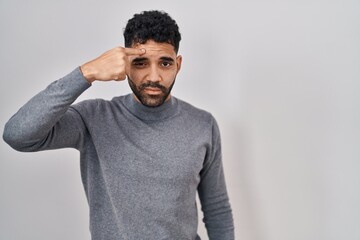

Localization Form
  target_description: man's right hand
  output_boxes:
[80,47,146,83]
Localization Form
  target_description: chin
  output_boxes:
[139,93,170,107]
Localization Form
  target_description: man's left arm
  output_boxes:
[198,117,235,240]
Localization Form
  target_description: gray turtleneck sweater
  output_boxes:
[3,68,234,240]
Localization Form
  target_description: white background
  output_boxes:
[1,0,359,239]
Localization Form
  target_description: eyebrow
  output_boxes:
[131,56,175,63]
[160,57,175,62]
[132,57,147,63]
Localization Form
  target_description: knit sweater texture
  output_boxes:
[3,68,234,240]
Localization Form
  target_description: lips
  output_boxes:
[144,87,162,94]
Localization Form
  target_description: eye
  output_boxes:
[161,61,173,68]
[133,62,147,68]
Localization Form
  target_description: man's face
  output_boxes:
[126,40,182,107]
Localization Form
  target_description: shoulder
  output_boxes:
[71,98,107,111]
[175,97,217,126]
[175,98,221,148]
[70,95,126,116]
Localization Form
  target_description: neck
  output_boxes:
[123,94,179,121]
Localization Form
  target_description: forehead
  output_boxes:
[131,40,177,59]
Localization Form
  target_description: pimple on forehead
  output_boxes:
[132,41,175,54]
[134,45,169,53]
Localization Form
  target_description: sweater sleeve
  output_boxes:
[197,117,235,240]
[3,67,91,152]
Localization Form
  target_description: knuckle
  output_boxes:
[117,47,125,53]
[118,74,126,80]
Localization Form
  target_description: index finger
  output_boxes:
[124,47,146,56]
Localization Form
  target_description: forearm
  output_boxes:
[199,171,235,240]
[3,67,90,151]
[200,190,234,239]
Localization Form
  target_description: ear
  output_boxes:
[176,55,182,73]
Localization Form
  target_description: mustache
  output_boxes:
[139,81,167,93]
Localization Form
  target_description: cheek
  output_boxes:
[128,69,144,83]
[168,74,178,86]
[163,70,178,82]
[128,68,178,86]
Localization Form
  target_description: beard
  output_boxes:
[127,76,176,107]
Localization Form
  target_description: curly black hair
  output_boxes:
[124,10,181,53]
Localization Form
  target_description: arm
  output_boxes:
[3,47,145,152]
[3,68,91,151]
[198,118,235,240]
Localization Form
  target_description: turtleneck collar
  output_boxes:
[122,94,179,121]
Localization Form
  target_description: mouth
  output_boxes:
[143,87,163,95]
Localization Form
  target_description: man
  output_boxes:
[3,10,234,239]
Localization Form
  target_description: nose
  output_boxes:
[147,65,162,82]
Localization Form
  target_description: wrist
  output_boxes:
[80,63,96,83]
